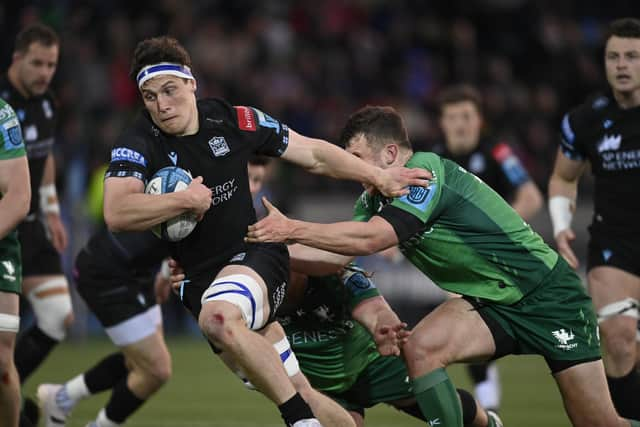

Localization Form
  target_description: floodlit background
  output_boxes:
[3,1,637,425]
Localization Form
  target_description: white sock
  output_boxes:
[96,408,121,427]
[65,374,91,401]
[474,363,501,410]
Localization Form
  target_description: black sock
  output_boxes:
[14,326,58,382]
[467,363,490,384]
[607,369,640,419]
[104,378,146,423]
[278,393,314,426]
[84,352,128,394]
[397,389,476,426]
[456,388,478,426]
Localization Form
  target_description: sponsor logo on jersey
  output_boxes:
[552,328,577,350]
[208,136,230,157]
[407,186,430,204]
[42,99,53,119]
[254,108,281,133]
[597,134,622,153]
[168,151,178,165]
[110,147,147,167]
[235,106,256,131]
[211,178,238,206]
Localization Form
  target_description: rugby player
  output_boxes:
[37,158,355,427]
[0,24,74,386]
[548,17,640,419]
[247,105,640,427]
[103,36,428,426]
[0,98,31,427]
[434,84,543,412]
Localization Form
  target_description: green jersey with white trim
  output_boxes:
[279,270,380,393]
[353,152,558,305]
[0,99,26,244]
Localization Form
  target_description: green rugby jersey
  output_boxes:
[279,270,380,393]
[0,99,26,244]
[353,152,558,305]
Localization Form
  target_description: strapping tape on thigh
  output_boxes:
[597,297,639,323]
[0,313,20,333]
[201,274,265,330]
[274,336,300,377]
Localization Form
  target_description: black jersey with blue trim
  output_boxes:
[560,93,640,233]
[433,138,531,201]
[0,75,57,215]
[105,98,289,277]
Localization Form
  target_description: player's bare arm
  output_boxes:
[282,129,432,197]
[0,156,31,239]
[287,244,353,276]
[548,148,587,269]
[247,197,398,255]
[103,175,211,232]
[40,152,68,252]
[511,180,544,221]
[351,295,408,356]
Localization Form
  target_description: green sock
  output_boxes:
[627,419,640,427]
[412,368,463,427]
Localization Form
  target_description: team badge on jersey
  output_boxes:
[407,186,430,204]
[208,136,230,157]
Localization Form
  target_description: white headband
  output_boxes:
[136,62,194,88]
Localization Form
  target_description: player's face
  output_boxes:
[14,42,58,97]
[346,134,387,194]
[440,101,482,154]
[247,164,266,196]
[605,36,640,96]
[140,75,198,136]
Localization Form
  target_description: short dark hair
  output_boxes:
[339,106,412,151]
[437,84,483,115]
[130,36,192,81]
[14,23,59,53]
[606,18,640,42]
[248,155,270,166]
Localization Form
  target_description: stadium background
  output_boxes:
[2,1,637,425]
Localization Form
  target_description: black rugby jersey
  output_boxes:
[433,139,531,201]
[0,75,57,215]
[105,98,289,277]
[560,93,640,234]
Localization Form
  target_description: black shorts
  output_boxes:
[18,218,63,277]
[74,250,156,328]
[179,242,289,328]
[587,228,640,276]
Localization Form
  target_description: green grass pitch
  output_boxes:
[23,337,571,426]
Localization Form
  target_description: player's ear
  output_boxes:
[186,78,197,93]
[383,144,398,166]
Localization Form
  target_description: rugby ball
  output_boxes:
[145,166,198,242]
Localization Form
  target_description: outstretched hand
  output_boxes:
[376,167,433,197]
[373,322,410,357]
[246,197,293,244]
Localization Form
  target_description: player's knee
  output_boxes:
[27,277,73,341]
[600,321,637,357]
[198,301,244,346]
[199,274,267,344]
[145,358,172,388]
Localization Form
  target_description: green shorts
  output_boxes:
[329,355,413,413]
[0,233,22,294]
[467,258,601,370]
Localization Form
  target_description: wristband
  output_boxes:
[548,196,573,237]
[40,184,61,214]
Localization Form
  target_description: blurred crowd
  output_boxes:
[1,1,637,215]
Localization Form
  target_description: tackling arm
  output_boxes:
[0,156,31,239]
[287,244,354,276]
[510,180,544,221]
